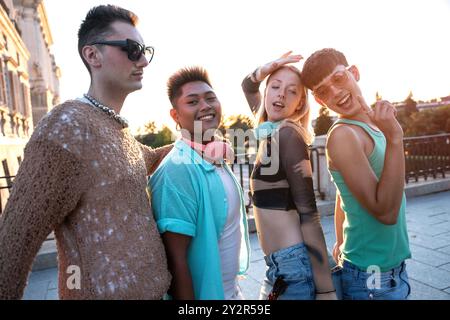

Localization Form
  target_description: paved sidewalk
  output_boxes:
[24,190,450,300]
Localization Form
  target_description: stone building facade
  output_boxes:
[0,0,59,211]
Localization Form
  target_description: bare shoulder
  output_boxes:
[327,124,363,149]
[326,124,366,165]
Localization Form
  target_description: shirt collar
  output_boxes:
[174,139,216,172]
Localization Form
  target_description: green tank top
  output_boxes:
[329,118,411,272]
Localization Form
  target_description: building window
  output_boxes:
[4,65,11,109]
[21,83,30,117]
[1,159,13,187]
[17,78,25,116]
[7,71,25,115]
[7,71,16,113]
[0,60,5,105]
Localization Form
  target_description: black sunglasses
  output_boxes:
[89,38,154,63]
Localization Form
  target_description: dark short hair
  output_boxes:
[78,5,138,73]
[301,48,349,90]
[167,66,213,107]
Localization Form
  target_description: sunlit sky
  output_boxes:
[44,0,450,133]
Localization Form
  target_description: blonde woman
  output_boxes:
[242,52,336,300]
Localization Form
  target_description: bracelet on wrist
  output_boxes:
[316,290,336,294]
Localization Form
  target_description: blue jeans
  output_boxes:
[341,260,411,300]
[259,242,315,300]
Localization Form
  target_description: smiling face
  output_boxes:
[312,64,363,118]
[170,81,222,140]
[264,67,305,122]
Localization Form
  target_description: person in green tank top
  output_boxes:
[301,48,411,300]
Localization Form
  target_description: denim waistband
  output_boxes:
[264,242,307,266]
[342,259,406,277]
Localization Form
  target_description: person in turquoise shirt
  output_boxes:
[149,66,250,300]
[301,49,411,300]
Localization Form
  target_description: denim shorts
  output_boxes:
[259,242,315,300]
[341,260,411,300]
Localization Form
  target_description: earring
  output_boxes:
[176,123,181,131]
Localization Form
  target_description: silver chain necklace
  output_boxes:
[83,94,129,128]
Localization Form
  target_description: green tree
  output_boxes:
[219,114,255,156]
[395,109,409,134]
[144,121,157,134]
[375,91,382,101]
[402,105,450,137]
[135,125,174,148]
[219,114,254,134]
[314,106,334,136]
[152,126,174,148]
[404,91,418,117]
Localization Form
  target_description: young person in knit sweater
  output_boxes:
[0,5,172,299]
[150,67,250,300]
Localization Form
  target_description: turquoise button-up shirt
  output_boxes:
[149,139,250,299]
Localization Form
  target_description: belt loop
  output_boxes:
[343,260,360,280]
[353,263,359,280]
[268,252,277,267]
[264,254,272,266]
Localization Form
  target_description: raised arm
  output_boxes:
[241,71,262,115]
[0,140,87,299]
[241,51,303,115]
[277,126,336,299]
[327,98,405,225]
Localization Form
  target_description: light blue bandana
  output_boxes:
[253,121,282,140]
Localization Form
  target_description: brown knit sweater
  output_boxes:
[0,100,172,299]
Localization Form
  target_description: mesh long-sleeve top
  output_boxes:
[242,74,335,293]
